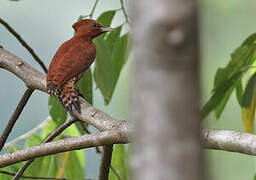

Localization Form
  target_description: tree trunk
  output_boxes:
[131,0,205,179]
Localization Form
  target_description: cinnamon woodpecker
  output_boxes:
[46,19,113,114]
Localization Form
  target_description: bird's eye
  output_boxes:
[92,22,98,28]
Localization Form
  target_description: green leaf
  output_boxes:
[65,124,85,170]
[41,118,57,140]
[25,132,57,177]
[236,79,243,106]
[215,86,234,118]
[97,10,116,28]
[26,133,42,147]
[202,71,242,119]
[202,33,256,119]
[94,30,130,104]
[242,72,256,108]
[48,96,67,125]
[112,33,130,79]
[109,144,127,180]
[46,155,59,177]
[94,38,115,103]
[241,74,256,133]
[65,151,85,179]
[93,12,131,104]
[26,156,51,177]
[77,67,93,105]
[105,26,122,52]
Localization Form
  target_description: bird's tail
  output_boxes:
[58,82,81,114]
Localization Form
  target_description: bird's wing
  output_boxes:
[47,38,96,90]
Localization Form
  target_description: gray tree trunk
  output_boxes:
[131,0,205,180]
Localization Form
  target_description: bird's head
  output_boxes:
[72,19,113,39]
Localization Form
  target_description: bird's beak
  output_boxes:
[100,27,114,32]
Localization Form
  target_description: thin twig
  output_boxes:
[90,0,99,19]
[98,145,113,180]
[3,117,50,150]
[13,118,79,180]
[80,0,99,19]
[120,0,130,24]
[0,170,67,180]
[0,88,34,152]
[0,18,48,73]
[110,166,123,180]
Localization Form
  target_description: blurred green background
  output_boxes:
[1,0,256,179]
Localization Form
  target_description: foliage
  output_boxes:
[94,11,130,104]
[202,33,256,133]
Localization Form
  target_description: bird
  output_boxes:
[46,19,113,114]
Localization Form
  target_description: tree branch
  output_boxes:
[98,145,113,180]
[203,128,256,155]
[0,129,130,168]
[0,18,48,73]
[89,0,99,19]
[0,88,34,152]
[0,170,67,180]
[120,0,130,24]
[80,0,99,19]
[13,118,79,180]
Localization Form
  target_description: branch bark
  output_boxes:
[98,145,113,180]
[203,128,256,155]
[0,129,130,168]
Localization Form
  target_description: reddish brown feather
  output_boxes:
[46,37,96,90]
[46,19,109,114]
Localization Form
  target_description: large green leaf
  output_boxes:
[97,11,116,33]
[77,67,93,105]
[236,79,243,106]
[242,72,256,108]
[93,11,130,104]
[202,71,242,119]
[214,86,234,118]
[41,118,57,140]
[94,30,130,104]
[64,151,85,179]
[24,127,60,177]
[63,123,85,179]
[109,144,127,180]
[46,155,59,177]
[241,73,256,133]
[202,33,256,119]
[112,33,129,80]
[48,96,67,125]
[25,134,49,176]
